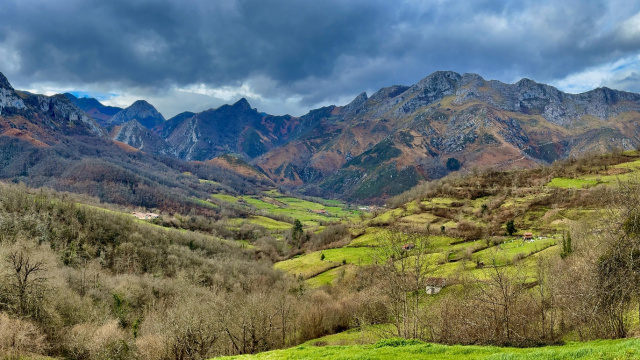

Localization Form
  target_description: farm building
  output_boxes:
[310,209,329,215]
[523,232,533,241]
[426,277,446,295]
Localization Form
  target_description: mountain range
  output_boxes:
[4,70,640,203]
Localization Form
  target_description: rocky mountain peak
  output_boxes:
[113,119,170,154]
[129,100,155,110]
[393,71,462,116]
[109,100,165,129]
[64,93,101,108]
[0,72,14,90]
[515,78,538,88]
[232,98,252,110]
[416,71,462,88]
[342,92,369,117]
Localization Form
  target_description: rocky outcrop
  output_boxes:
[114,120,170,154]
[0,73,26,116]
[0,72,106,141]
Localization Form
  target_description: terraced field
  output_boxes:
[210,189,361,229]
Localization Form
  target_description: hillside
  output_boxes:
[2,148,640,359]
[273,151,640,290]
[256,72,640,201]
[84,71,640,203]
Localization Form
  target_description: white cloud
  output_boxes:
[178,82,263,102]
[552,54,640,93]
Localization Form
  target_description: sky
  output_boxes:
[2,0,640,118]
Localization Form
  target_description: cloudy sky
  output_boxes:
[2,0,640,118]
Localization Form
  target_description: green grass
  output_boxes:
[218,338,640,360]
[371,208,406,224]
[189,197,220,209]
[547,177,598,189]
[348,227,394,247]
[302,324,393,346]
[275,253,339,279]
[400,212,440,224]
[211,193,239,203]
[275,247,376,279]
[198,179,221,186]
[304,264,359,287]
[242,196,281,210]
[227,216,292,230]
[472,238,556,266]
[421,197,458,206]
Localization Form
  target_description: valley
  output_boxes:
[3,70,640,359]
[4,2,640,359]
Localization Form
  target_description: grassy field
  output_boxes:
[209,189,361,228]
[275,247,376,279]
[227,216,293,230]
[547,177,598,188]
[218,338,640,360]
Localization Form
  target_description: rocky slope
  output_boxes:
[164,98,299,161]
[113,119,171,154]
[0,73,106,146]
[63,93,122,125]
[254,71,640,201]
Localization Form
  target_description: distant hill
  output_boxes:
[63,93,122,125]
[0,72,272,211]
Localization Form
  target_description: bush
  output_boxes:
[446,158,461,171]
[0,312,47,357]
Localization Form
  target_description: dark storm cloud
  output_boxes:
[1,0,640,115]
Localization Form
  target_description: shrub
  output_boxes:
[446,158,461,171]
[0,312,47,357]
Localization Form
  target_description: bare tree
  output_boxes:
[374,230,433,339]
[466,251,528,345]
[2,248,47,318]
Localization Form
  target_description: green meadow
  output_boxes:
[218,338,640,360]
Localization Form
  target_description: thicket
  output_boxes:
[0,183,373,359]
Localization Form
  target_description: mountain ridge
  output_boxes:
[63,93,123,125]
[4,70,640,202]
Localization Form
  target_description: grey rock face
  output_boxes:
[0,72,26,116]
[40,95,107,137]
[393,71,461,117]
[114,119,170,154]
[0,88,26,116]
[342,92,368,117]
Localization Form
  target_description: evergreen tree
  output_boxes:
[291,219,304,248]
[506,220,516,236]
